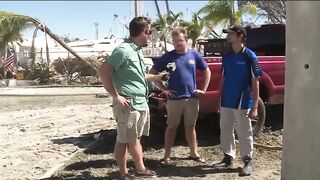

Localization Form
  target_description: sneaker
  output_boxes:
[239,156,253,176]
[120,173,135,180]
[213,153,233,168]
[135,168,157,178]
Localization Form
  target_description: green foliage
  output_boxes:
[151,11,185,41]
[0,11,37,51]
[24,61,55,84]
[199,0,257,34]
[187,12,205,47]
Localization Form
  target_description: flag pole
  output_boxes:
[4,44,7,79]
[10,41,18,77]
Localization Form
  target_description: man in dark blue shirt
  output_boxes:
[150,27,211,166]
[213,25,262,177]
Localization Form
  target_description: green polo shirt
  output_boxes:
[105,38,149,111]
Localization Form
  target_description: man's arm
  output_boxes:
[145,72,169,82]
[199,67,211,92]
[149,68,175,98]
[251,77,260,109]
[249,77,260,118]
[149,68,168,90]
[98,63,130,107]
[194,67,211,96]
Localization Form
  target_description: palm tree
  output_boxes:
[153,0,194,52]
[239,0,286,24]
[199,0,257,36]
[0,11,84,62]
[152,11,187,51]
[187,12,205,48]
[30,28,38,67]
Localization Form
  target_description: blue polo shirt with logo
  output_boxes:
[152,49,208,100]
[221,48,262,109]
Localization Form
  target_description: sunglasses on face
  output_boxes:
[144,30,152,35]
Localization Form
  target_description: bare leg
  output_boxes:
[184,124,200,157]
[128,138,145,171]
[163,126,178,159]
[114,142,129,175]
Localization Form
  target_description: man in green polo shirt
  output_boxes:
[99,17,166,180]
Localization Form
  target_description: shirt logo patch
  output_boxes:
[188,59,195,64]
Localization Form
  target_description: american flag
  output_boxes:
[4,48,15,72]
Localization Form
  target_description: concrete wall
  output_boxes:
[282,2,320,180]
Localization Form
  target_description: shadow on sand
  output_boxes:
[47,104,283,179]
[45,157,242,180]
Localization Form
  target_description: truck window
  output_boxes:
[246,25,285,56]
[197,24,286,57]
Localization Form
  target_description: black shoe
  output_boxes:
[239,156,253,176]
[213,153,233,168]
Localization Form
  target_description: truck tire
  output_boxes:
[235,97,266,137]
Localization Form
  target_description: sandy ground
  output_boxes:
[0,87,114,179]
[0,87,283,180]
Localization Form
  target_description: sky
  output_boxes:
[0,1,209,40]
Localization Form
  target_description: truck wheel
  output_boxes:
[235,97,266,137]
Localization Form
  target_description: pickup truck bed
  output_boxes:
[197,55,285,117]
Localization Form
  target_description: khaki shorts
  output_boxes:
[112,102,150,143]
[166,98,199,127]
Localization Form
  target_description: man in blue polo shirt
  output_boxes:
[150,27,211,166]
[213,25,262,176]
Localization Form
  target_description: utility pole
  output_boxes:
[134,0,138,17]
[134,0,143,17]
[95,23,99,40]
[165,0,170,16]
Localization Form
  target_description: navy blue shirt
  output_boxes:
[221,48,262,109]
[152,49,208,100]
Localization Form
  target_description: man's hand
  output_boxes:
[158,71,170,81]
[248,108,258,120]
[161,88,176,98]
[193,89,205,97]
[115,95,131,107]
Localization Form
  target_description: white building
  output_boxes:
[12,30,175,69]
[13,35,124,68]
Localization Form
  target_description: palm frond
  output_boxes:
[199,0,257,28]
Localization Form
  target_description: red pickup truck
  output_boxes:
[149,24,285,136]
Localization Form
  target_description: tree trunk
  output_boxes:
[35,24,97,72]
[30,28,38,68]
[36,25,83,61]
[44,32,50,65]
[154,0,162,20]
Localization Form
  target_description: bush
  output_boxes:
[24,61,55,84]
[51,56,107,85]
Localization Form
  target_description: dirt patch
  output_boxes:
[0,93,283,179]
[50,106,283,180]
[0,95,115,179]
